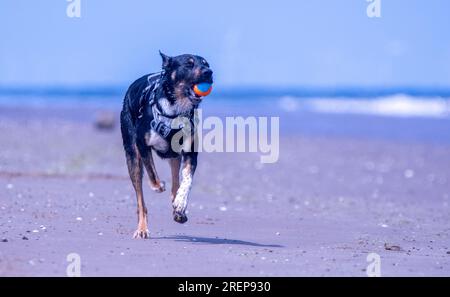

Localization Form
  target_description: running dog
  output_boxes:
[120,51,213,238]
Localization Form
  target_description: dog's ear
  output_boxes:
[159,50,172,70]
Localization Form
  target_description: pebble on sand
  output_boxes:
[384,243,402,252]
[76,217,83,221]
[404,169,415,179]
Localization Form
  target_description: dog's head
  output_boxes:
[160,51,213,110]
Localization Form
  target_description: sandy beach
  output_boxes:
[0,103,450,276]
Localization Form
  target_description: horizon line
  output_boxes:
[1,85,450,99]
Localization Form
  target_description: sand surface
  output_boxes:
[0,105,449,276]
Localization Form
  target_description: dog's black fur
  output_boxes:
[120,52,213,238]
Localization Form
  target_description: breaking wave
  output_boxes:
[279,95,450,118]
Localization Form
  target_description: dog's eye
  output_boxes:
[202,59,209,67]
[186,60,194,68]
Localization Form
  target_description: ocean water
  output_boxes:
[1,88,450,144]
[207,94,450,144]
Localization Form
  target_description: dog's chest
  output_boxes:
[144,130,169,152]
[137,95,194,158]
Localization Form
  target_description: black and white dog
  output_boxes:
[120,52,213,238]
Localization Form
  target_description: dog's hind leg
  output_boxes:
[137,144,166,193]
[121,109,150,239]
[125,146,150,239]
[129,152,149,239]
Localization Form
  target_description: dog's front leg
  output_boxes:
[169,157,181,202]
[139,145,165,193]
[172,152,197,223]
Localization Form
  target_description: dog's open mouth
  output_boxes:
[189,86,203,102]
[188,77,213,103]
[189,82,211,102]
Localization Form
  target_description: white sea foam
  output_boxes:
[278,96,300,112]
[293,95,450,118]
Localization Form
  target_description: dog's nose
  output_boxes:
[203,69,213,77]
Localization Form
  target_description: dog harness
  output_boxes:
[138,72,195,140]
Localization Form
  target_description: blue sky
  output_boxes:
[1,0,449,88]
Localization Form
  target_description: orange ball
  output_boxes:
[193,83,212,97]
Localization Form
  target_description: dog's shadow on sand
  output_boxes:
[154,235,283,248]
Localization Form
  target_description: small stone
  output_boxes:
[384,243,402,251]
[404,169,414,179]
[219,206,227,212]
[22,236,29,240]
[1,238,8,242]
[76,217,83,221]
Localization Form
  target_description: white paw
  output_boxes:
[133,229,150,239]
[172,191,188,213]
[151,180,166,193]
[172,200,184,214]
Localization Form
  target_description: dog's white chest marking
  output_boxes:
[145,130,169,152]
[159,98,177,117]
[173,166,193,213]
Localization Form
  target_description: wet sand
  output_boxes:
[0,105,450,276]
